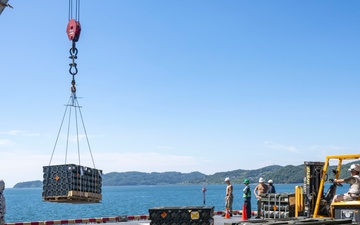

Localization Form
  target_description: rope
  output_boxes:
[76,98,96,169]
[68,0,80,21]
[77,0,80,22]
[74,97,81,166]
[68,0,71,21]
[65,102,72,164]
[50,92,96,168]
[49,97,72,165]
[49,0,96,172]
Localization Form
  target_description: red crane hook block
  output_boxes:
[66,19,81,42]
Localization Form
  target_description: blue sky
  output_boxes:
[1,1,360,187]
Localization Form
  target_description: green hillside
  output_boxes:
[13,180,43,188]
[102,171,206,186]
[13,160,360,187]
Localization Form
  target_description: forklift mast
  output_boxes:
[304,161,325,217]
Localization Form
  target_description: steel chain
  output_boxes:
[69,42,78,76]
[69,41,78,93]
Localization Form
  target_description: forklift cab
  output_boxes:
[309,154,360,223]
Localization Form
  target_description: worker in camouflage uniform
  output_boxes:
[333,164,360,202]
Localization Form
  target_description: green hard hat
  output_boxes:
[243,179,250,184]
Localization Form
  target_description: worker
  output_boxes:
[267,179,276,193]
[224,177,233,217]
[243,179,252,219]
[332,163,360,202]
[0,180,6,225]
[254,177,268,218]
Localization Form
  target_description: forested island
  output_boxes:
[13,161,359,188]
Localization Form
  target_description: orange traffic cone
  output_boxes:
[242,204,248,221]
[225,208,230,219]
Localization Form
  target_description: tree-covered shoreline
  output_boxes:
[14,160,359,188]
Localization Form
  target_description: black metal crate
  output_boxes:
[149,206,214,225]
[42,164,102,203]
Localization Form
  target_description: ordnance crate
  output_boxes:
[149,206,214,225]
[261,193,295,218]
[42,164,102,203]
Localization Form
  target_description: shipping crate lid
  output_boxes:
[149,206,214,210]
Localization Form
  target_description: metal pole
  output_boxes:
[202,187,207,205]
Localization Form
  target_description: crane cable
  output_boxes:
[68,0,80,22]
[48,0,96,170]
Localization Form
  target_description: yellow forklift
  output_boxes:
[295,154,360,223]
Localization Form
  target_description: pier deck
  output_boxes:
[104,215,244,225]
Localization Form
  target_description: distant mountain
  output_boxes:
[13,180,42,188]
[103,171,206,186]
[194,165,304,184]
[13,160,360,188]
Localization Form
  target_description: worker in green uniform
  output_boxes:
[243,179,251,219]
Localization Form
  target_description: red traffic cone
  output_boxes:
[242,204,248,221]
[225,208,230,219]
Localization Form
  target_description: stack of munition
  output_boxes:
[42,164,102,203]
[261,193,295,218]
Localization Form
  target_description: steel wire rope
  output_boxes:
[68,0,80,21]
[75,93,96,195]
[68,0,72,21]
[73,95,81,167]
[74,95,96,169]
[49,97,72,165]
[65,100,73,164]
[76,0,80,22]
[74,97,83,193]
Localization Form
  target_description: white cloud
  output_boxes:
[92,152,203,174]
[0,152,49,188]
[0,139,11,146]
[307,145,360,164]
[155,146,173,150]
[59,134,105,143]
[0,130,40,137]
[263,141,300,153]
[67,134,88,143]
[309,145,351,152]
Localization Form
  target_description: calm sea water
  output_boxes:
[4,184,347,223]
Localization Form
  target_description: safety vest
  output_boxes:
[243,186,251,198]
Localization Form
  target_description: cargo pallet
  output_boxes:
[43,190,102,203]
[43,164,102,203]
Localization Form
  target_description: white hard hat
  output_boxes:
[268,179,273,184]
[348,164,360,172]
[259,177,265,183]
[225,177,230,182]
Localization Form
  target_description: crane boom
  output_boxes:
[0,0,12,16]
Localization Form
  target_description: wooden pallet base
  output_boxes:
[43,191,102,203]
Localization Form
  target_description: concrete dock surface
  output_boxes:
[113,215,252,225]
[6,216,354,225]
[109,216,354,225]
